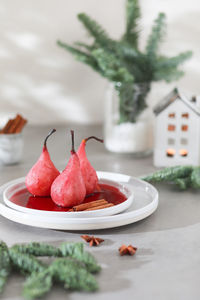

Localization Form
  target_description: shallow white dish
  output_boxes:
[3,175,134,218]
[0,171,159,230]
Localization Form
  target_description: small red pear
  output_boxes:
[51,130,86,207]
[26,129,60,196]
[77,136,103,195]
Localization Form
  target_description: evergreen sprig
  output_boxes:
[142,165,200,190]
[0,241,101,299]
[145,13,166,61]
[122,0,140,48]
[57,0,192,123]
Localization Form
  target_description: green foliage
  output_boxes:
[23,270,53,300]
[78,13,112,49]
[23,257,98,300]
[57,41,100,72]
[190,167,200,189]
[0,242,10,293]
[174,177,191,190]
[11,242,62,257]
[122,0,140,48]
[91,48,134,83]
[9,248,45,274]
[57,0,192,123]
[50,258,98,291]
[60,242,101,273]
[143,165,200,191]
[1,241,101,299]
[153,51,192,82]
[145,13,166,61]
[142,166,194,183]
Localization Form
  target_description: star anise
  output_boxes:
[81,235,104,247]
[119,244,137,256]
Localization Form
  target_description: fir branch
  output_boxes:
[0,242,11,294]
[191,167,200,189]
[23,270,53,300]
[156,51,192,70]
[174,177,191,190]
[146,13,166,60]
[118,43,139,60]
[123,0,140,48]
[153,67,184,82]
[9,248,45,274]
[74,41,96,52]
[91,48,134,83]
[78,13,111,47]
[60,242,101,274]
[142,166,193,183]
[57,4,192,123]
[11,242,62,257]
[57,40,100,72]
[50,258,98,292]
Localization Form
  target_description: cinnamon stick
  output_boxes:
[15,118,27,133]
[0,119,13,133]
[7,114,22,133]
[69,199,108,212]
[0,114,27,134]
[85,203,114,211]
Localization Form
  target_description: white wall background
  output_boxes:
[0,0,199,125]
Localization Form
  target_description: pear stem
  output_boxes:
[85,136,104,143]
[71,130,75,153]
[44,129,56,148]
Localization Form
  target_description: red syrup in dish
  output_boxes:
[10,184,127,212]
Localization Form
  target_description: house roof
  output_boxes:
[154,88,200,116]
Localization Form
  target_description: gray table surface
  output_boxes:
[0,125,199,300]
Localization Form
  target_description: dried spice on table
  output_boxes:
[119,244,137,256]
[81,235,105,247]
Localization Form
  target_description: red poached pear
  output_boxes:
[25,129,60,196]
[51,130,86,207]
[77,136,103,195]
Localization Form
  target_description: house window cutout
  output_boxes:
[179,149,188,157]
[181,125,188,131]
[168,113,175,118]
[182,113,189,118]
[168,124,176,131]
[168,138,175,145]
[181,138,188,145]
[166,149,175,157]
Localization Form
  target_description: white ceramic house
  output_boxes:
[154,88,200,167]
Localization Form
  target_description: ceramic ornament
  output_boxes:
[153,88,200,167]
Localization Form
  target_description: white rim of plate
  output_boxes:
[3,175,134,218]
[0,171,159,230]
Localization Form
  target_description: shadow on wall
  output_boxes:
[0,1,199,125]
[0,0,108,125]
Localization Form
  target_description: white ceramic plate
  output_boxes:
[3,175,134,218]
[0,171,159,230]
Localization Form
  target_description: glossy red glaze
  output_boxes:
[9,184,127,212]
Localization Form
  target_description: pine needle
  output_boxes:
[123,0,140,48]
[78,13,111,47]
[91,48,134,83]
[57,40,100,72]
[146,13,166,60]
[0,242,10,294]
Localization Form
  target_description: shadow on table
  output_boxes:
[57,184,200,235]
